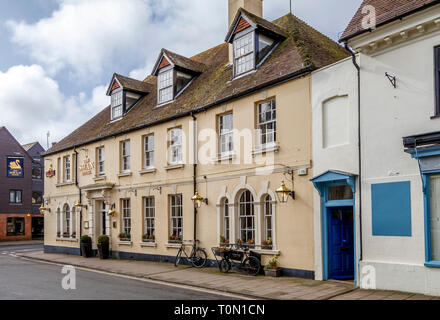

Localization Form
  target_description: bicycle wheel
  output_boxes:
[174,248,183,267]
[191,248,208,268]
[219,259,231,273]
[243,256,260,276]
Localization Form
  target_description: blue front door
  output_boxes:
[328,207,354,279]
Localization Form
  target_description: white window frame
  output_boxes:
[121,199,131,235]
[63,204,70,237]
[97,147,105,176]
[238,190,255,243]
[144,134,155,169]
[169,128,182,165]
[64,156,71,182]
[170,195,183,241]
[218,113,234,156]
[121,140,131,173]
[223,199,230,242]
[263,195,273,246]
[158,68,174,105]
[257,100,277,148]
[233,31,255,77]
[144,197,155,241]
[111,89,123,120]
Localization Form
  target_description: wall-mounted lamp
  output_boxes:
[74,201,88,210]
[39,204,51,214]
[276,181,295,203]
[191,191,208,208]
[108,204,116,217]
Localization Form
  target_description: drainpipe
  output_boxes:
[345,43,363,261]
[73,147,82,237]
[191,113,198,243]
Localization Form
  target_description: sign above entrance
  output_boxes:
[46,164,56,178]
[79,155,95,176]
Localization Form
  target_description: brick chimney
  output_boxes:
[228,0,263,65]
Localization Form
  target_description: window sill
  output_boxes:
[431,114,440,120]
[155,100,175,109]
[117,172,132,178]
[425,261,440,268]
[140,241,157,248]
[56,238,78,242]
[56,182,75,187]
[252,144,280,157]
[165,163,184,171]
[212,152,236,163]
[253,249,280,256]
[139,168,157,175]
[93,175,106,181]
[117,240,133,246]
[165,242,182,249]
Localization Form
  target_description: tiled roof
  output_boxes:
[44,13,349,156]
[153,49,206,75]
[113,73,153,94]
[340,0,439,41]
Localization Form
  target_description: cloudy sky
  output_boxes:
[0,0,362,149]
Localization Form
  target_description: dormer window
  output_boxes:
[234,31,255,76]
[111,90,123,120]
[158,69,173,104]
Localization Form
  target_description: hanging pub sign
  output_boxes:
[7,157,24,178]
[46,164,56,178]
[79,155,95,176]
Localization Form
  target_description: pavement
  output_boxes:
[16,250,440,300]
[0,240,43,247]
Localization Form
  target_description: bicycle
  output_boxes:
[174,240,208,268]
[212,243,261,276]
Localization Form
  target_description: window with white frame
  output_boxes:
[63,204,70,237]
[121,199,131,235]
[144,197,155,241]
[238,190,255,244]
[97,147,105,176]
[170,195,183,242]
[222,199,230,243]
[263,195,273,249]
[234,32,254,76]
[257,100,277,147]
[169,128,182,165]
[71,207,76,238]
[56,209,61,237]
[64,156,71,182]
[218,113,233,156]
[144,135,154,168]
[121,140,130,172]
[158,69,173,104]
[111,90,123,120]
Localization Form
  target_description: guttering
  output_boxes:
[345,43,363,262]
[73,147,82,237]
[191,112,198,243]
[43,66,314,157]
[339,2,440,43]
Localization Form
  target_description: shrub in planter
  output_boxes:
[97,235,110,259]
[80,235,93,258]
[118,233,131,241]
[264,256,282,277]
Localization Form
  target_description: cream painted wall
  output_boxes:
[44,75,315,273]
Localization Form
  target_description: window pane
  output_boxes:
[431,175,440,260]
[234,32,254,75]
[328,185,354,201]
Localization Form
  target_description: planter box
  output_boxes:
[80,242,92,258]
[97,243,109,259]
[265,268,282,277]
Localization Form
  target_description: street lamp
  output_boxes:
[74,201,87,210]
[108,204,116,217]
[39,204,50,213]
[276,180,295,203]
[191,191,208,208]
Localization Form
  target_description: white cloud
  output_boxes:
[0,64,106,148]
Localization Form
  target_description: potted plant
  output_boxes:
[143,234,155,242]
[56,232,61,238]
[262,237,273,250]
[264,256,282,277]
[97,235,110,259]
[80,235,92,258]
[63,232,70,238]
[71,232,77,239]
[118,233,131,241]
[169,235,182,243]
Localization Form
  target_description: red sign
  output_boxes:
[46,164,56,178]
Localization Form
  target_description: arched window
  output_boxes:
[238,190,255,244]
[262,195,273,249]
[71,207,77,238]
[56,208,61,238]
[63,204,70,237]
[221,199,230,244]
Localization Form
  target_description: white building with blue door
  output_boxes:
[312,0,440,295]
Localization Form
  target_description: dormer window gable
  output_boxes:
[152,49,205,107]
[106,73,151,122]
[226,8,288,79]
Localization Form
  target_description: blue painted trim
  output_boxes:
[425,261,440,268]
[325,200,354,208]
[408,148,440,159]
[44,245,81,256]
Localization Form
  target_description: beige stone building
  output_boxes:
[41,0,348,278]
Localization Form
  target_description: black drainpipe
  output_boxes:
[191,113,198,243]
[74,147,82,237]
[345,43,363,261]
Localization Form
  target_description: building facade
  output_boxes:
[42,0,348,278]
[0,127,44,240]
[311,0,440,295]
